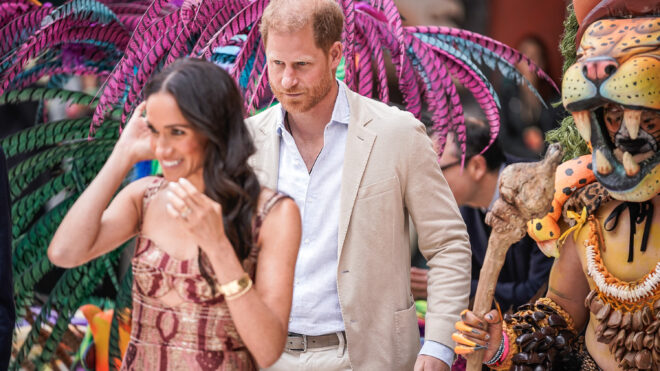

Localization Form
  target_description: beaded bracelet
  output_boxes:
[493,330,510,367]
[483,334,505,366]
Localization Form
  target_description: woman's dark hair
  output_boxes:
[142,58,261,292]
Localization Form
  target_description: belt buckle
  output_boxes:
[289,334,307,352]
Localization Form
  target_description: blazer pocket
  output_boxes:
[393,302,421,368]
[356,176,399,200]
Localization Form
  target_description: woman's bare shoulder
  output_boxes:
[257,187,299,223]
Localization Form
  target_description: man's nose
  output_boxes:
[281,68,297,89]
[582,57,618,85]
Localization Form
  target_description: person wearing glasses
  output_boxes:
[411,117,553,313]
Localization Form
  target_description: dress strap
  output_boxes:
[242,192,291,278]
[139,177,166,228]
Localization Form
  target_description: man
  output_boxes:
[412,118,552,311]
[246,1,471,370]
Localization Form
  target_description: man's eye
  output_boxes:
[297,62,308,66]
[147,125,158,134]
[273,60,283,65]
[172,129,185,135]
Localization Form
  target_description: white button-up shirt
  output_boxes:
[277,83,349,335]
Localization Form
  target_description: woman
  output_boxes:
[48,58,301,370]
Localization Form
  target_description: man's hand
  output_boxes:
[410,267,429,300]
[414,355,450,371]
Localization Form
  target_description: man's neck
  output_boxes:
[287,82,339,141]
[473,170,500,209]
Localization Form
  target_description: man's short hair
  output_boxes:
[260,0,344,52]
[450,117,506,171]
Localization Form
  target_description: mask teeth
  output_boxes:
[622,151,640,177]
[596,149,613,175]
[572,110,591,143]
[622,109,641,140]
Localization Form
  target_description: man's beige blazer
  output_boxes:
[246,85,471,370]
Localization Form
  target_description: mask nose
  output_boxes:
[582,57,618,85]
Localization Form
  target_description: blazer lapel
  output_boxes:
[337,92,375,259]
[254,110,281,189]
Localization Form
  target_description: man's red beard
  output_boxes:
[270,71,334,114]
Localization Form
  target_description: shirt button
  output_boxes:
[304,238,310,244]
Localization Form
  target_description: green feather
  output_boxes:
[11,154,109,238]
[0,88,96,106]
[8,139,116,198]
[1,118,119,159]
[12,194,78,276]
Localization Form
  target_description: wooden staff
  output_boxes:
[466,143,563,371]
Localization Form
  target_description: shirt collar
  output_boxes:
[276,80,350,136]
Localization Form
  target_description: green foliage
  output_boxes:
[560,3,579,74]
[546,3,589,160]
[546,115,590,161]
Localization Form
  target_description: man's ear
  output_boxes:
[467,155,488,181]
[329,41,343,69]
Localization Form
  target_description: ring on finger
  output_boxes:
[180,206,192,219]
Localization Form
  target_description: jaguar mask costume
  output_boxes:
[455,1,660,370]
[519,1,660,370]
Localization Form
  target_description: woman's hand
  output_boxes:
[453,309,503,363]
[164,178,233,257]
[115,102,154,163]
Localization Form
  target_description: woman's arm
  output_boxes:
[48,102,154,268]
[220,198,300,367]
[165,180,301,368]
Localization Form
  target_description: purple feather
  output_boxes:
[10,64,108,91]
[355,13,388,101]
[1,20,128,95]
[441,51,499,156]
[122,20,182,123]
[0,2,34,25]
[340,0,355,90]
[244,42,266,113]
[230,21,260,81]
[354,28,373,97]
[362,10,421,117]
[200,0,267,59]
[191,1,241,56]
[0,6,52,56]
[93,11,179,127]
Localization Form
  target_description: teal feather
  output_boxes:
[416,33,547,108]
